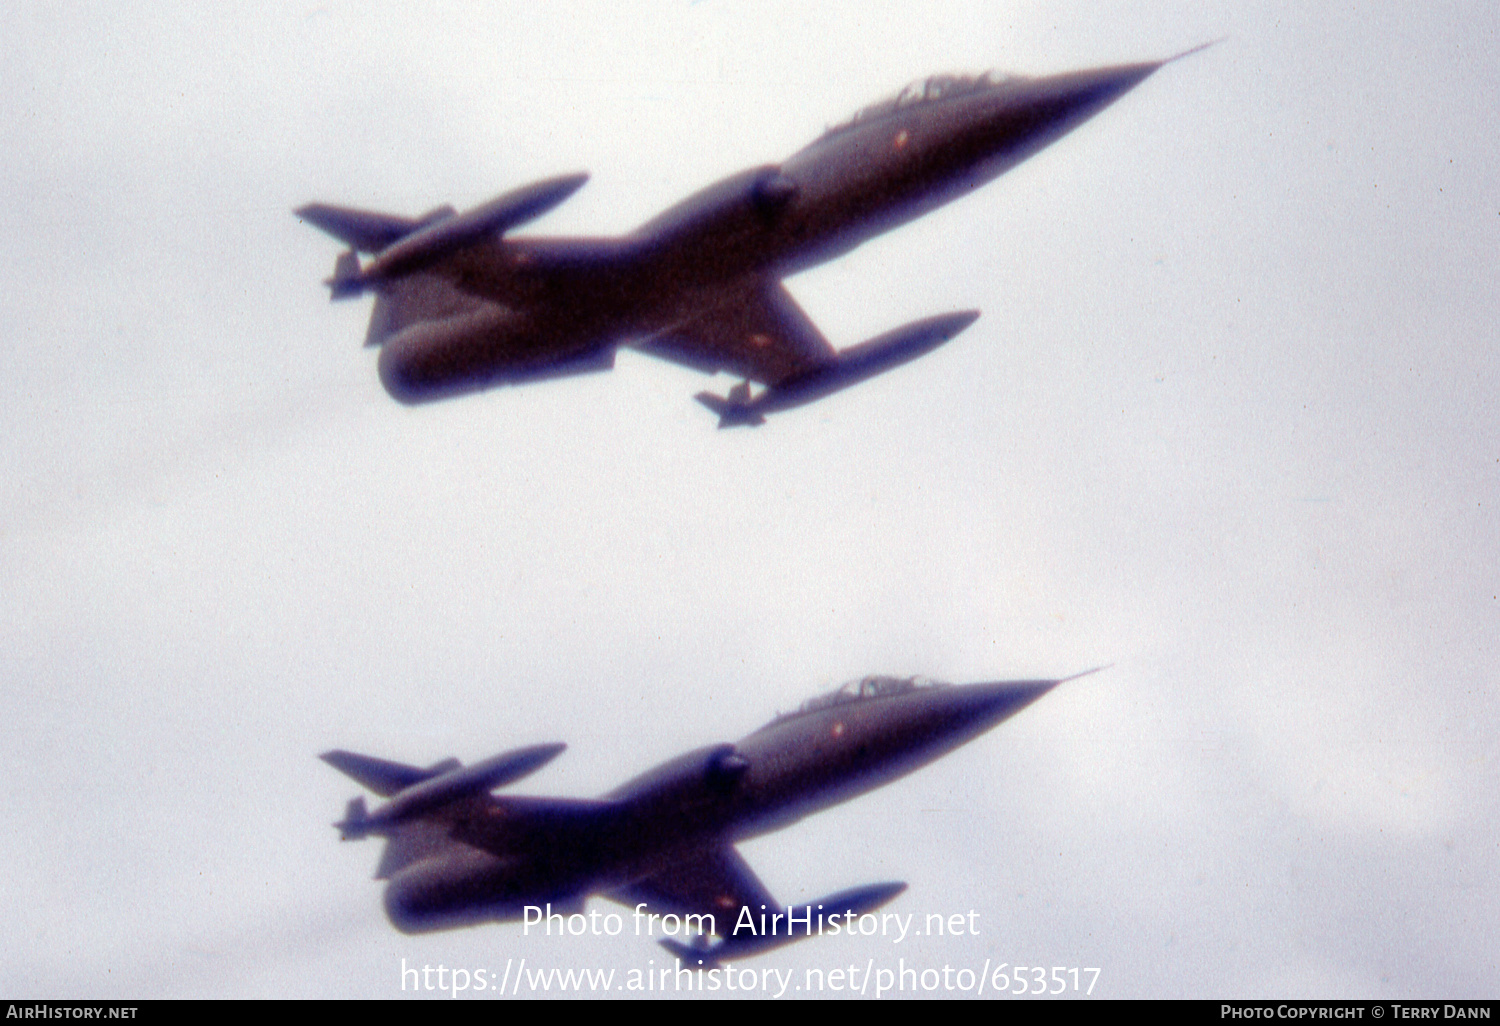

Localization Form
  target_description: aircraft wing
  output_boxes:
[374,820,458,879]
[446,795,618,853]
[634,281,837,386]
[606,845,776,924]
[369,797,612,879]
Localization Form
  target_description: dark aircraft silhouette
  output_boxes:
[324,671,1097,965]
[298,51,1194,426]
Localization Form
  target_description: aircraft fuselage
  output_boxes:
[352,60,1162,406]
[371,678,1060,933]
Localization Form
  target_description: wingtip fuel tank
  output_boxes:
[659,881,910,967]
[323,742,566,839]
[299,172,590,300]
[695,309,982,428]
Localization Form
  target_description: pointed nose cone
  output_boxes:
[957,60,1165,180]
[1027,59,1163,131]
[952,678,1063,732]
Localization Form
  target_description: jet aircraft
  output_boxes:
[324,670,1097,965]
[298,51,1196,426]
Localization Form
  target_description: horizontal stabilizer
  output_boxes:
[360,173,590,283]
[390,744,569,818]
[295,203,455,253]
[659,881,907,967]
[324,743,568,835]
[321,750,450,797]
[693,388,764,428]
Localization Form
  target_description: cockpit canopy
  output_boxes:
[824,72,1013,137]
[772,675,952,724]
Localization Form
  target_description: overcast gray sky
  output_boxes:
[2,0,1496,999]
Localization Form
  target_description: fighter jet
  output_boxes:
[298,50,1197,426]
[324,670,1097,964]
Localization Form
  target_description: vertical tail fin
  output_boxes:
[335,797,370,840]
[326,250,364,301]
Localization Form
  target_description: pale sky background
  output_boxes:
[2,0,1496,999]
